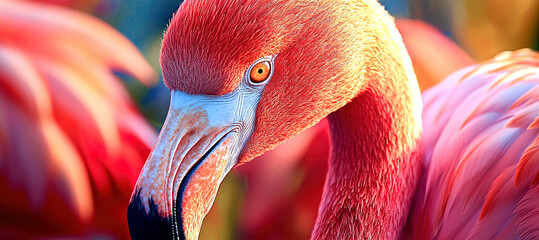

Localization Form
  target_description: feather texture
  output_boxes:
[0,1,156,238]
[409,49,539,239]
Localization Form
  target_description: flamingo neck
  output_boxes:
[311,55,423,239]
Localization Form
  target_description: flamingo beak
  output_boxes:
[128,90,259,240]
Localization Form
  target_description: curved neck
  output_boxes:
[311,45,423,239]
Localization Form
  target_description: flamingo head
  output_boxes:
[128,0,408,239]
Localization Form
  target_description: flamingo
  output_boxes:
[128,0,539,239]
[233,18,476,239]
[0,1,156,238]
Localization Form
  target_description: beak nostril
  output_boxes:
[182,136,208,161]
[183,130,196,139]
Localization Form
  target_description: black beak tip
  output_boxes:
[127,188,178,240]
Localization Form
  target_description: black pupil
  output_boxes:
[257,68,264,74]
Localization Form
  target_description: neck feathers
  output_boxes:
[311,1,423,239]
[313,88,422,239]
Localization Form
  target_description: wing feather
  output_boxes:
[408,49,539,239]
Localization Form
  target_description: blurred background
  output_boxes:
[0,0,537,239]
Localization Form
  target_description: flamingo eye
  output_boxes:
[249,61,271,84]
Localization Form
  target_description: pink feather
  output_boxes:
[409,49,539,239]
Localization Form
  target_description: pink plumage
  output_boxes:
[127,0,539,239]
[408,49,539,239]
[0,1,156,238]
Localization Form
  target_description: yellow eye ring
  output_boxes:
[249,61,271,83]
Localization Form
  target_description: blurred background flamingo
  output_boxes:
[0,1,156,238]
[0,0,538,239]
